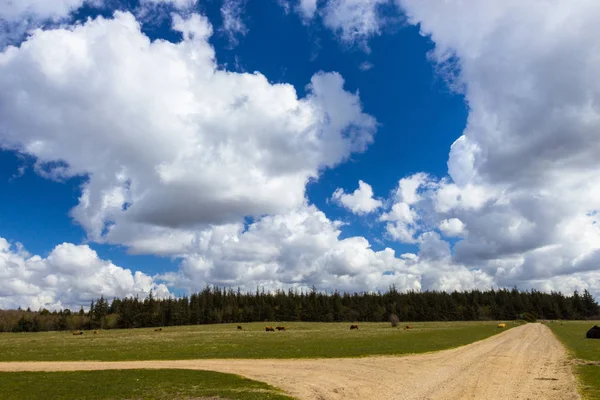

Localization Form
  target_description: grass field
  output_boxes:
[0,369,294,400]
[547,321,600,400]
[0,321,511,362]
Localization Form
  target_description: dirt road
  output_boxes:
[0,323,579,399]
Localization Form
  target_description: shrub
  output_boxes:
[522,312,537,323]
[390,314,400,327]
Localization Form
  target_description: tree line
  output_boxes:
[1,286,598,332]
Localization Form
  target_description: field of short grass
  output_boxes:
[0,321,511,362]
[547,321,600,400]
[0,369,294,400]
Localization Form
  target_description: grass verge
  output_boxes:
[547,321,600,400]
[0,369,294,400]
[0,321,513,362]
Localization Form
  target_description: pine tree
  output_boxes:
[581,290,599,317]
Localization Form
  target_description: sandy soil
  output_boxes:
[0,323,579,400]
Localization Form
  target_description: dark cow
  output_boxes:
[237,325,243,330]
[350,324,359,330]
[265,326,275,332]
[586,325,600,339]
[154,328,163,332]
[276,326,286,331]
[72,331,83,335]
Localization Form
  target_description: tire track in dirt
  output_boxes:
[0,323,579,400]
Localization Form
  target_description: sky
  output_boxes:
[0,0,599,310]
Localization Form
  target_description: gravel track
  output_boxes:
[0,323,579,399]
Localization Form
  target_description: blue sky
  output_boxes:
[0,0,598,309]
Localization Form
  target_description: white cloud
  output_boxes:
[159,204,494,294]
[160,205,418,292]
[277,0,318,21]
[438,218,465,238]
[395,172,429,205]
[0,11,376,248]
[379,173,436,243]
[278,0,400,50]
[332,180,382,214]
[220,0,247,46]
[294,0,318,20]
[0,237,169,310]
[276,0,291,15]
[380,202,417,243]
[373,0,600,296]
[276,0,405,52]
[148,201,599,297]
[359,61,373,71]
[0,0,88,22]
[0,0,94,49]
[135,0,198,24]
[526,271,600,298]
[140,0,197,8]
[433,182,493,214]
[321,0,392,49]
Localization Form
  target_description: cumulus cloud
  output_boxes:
[380,173,486,243]
[379,173,435,243]
[526,271,600,299]
[395,173,430,205]
[438,218,465,238]
[380,202,417,243]
[0,237,169,310]
[0,11,376,248]
[0,0,93,48]
[150,203,507,296]
[332,180,382,214]
[373,0,600,296]
[159,204,487,294]
[0,0,89,22]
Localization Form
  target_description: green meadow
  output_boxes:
[0,321,510,362]
[548,321,600,400]
[0,369,294,400]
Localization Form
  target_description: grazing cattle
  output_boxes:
[93,330,99,334]
[265,326,275,332]
[586,325,600,339]
[237,325,243,330]
[276,326,286,331]
[350,324,359,330]
[72,331,83,335]
[497,323,507,328]
[154,328,162,332]
[405,325,413,330]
